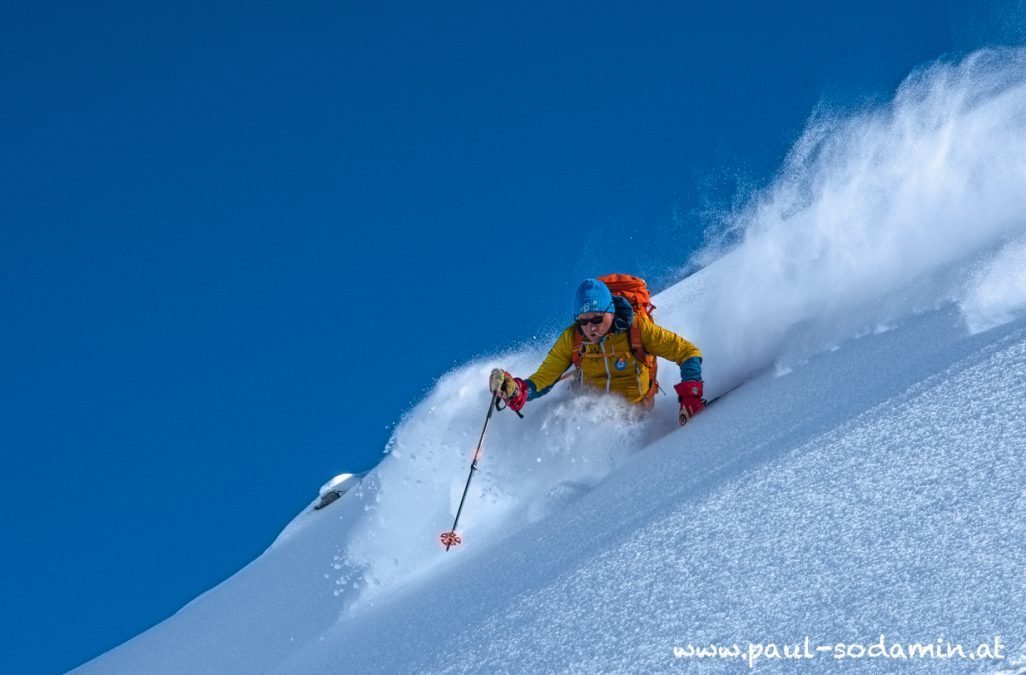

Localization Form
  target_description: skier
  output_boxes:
[490,277,705,425]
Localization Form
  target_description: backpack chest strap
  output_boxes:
[571,328,648,367]
[576,350,633,359]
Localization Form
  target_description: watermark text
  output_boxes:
[672,635,1006,669]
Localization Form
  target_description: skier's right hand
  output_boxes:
[489,369,527,412]
[489,368,517,397]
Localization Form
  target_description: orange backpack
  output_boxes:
[571,273,659,400]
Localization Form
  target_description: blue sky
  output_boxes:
[1,1,1017,672]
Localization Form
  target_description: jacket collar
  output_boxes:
[610,295,634,333]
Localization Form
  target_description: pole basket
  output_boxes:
[439,531,462,549]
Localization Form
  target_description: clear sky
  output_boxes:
[1,1,1019,672]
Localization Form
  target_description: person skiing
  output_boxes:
[489,277,705,425]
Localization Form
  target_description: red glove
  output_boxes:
[489,369,528,413]
[674,380,704,426]
[506,378,528,412]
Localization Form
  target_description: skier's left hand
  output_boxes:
[675,380,704,426]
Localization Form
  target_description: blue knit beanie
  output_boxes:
[573,278,613,317]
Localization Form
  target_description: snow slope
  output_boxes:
[78,49,1026,673]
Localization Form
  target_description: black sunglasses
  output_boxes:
[576,315,607,326]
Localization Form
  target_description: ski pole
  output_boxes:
[439,391,500,551]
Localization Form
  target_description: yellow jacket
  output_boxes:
[526,316,702,405]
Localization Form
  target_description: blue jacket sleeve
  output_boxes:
[679,356,703,382]
[524,378,556,401]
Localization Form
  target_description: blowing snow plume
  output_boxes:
[682,47,1026,386]
[333,354,651,611]
[329,47,1026,613]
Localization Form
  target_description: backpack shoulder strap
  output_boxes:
[627,316,651,363]
[571,330,583,369]
[629,317,660,400]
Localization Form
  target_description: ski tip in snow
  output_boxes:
[311,472,364,511]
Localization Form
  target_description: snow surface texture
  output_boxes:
[78,48,1026,674]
